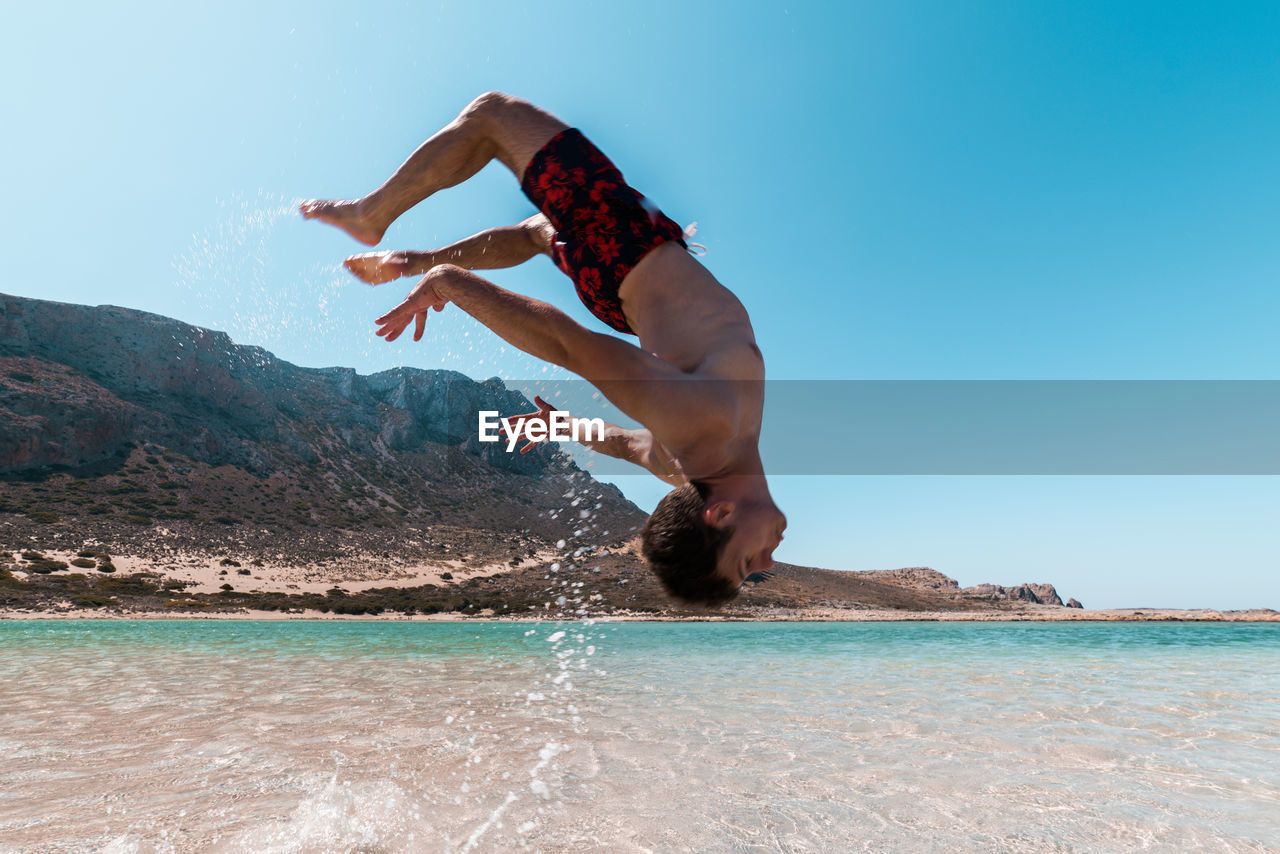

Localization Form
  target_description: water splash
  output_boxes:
[171,188,563,378]
[171,189,357,367]
[211,774,433,853]
[448,479,616,850]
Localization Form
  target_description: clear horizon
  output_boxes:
[3,0,1276,609]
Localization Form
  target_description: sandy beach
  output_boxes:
[4,605,1276,622]
[6,546,1275,623]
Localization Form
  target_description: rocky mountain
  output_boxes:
[2,292,569,479]
[0,292,1080,617]
[1,292,649,586]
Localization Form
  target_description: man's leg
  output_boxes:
[301,92,567,245]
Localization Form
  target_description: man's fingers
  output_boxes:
[378,312,410,341]
[375,299,420,341]
[520,436,549,454]
[502,416,535,441]
[413,310,426,342]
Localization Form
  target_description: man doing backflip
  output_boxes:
[302,92,785,605]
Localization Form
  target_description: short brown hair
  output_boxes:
[640,482,739,607]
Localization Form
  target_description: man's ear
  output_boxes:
[703,500,734,528]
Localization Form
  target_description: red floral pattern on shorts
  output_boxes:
[521,129,686,335]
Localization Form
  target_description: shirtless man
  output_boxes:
[301,92,785,605]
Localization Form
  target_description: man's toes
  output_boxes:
[301,199,342,218]
[344,261,377,283]
[302,200,339,220]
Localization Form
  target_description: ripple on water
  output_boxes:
[0,621,1277,852]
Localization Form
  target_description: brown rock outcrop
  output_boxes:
[962,582,1066,606]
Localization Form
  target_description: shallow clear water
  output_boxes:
[1,620,1277,853]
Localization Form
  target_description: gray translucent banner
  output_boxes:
[463,380,1280,475]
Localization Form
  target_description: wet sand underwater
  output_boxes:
[2,620,1278,852]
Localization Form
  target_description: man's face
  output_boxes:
[717,505,787,587]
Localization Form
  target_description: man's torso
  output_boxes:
[620,244,767,479]
[522,127,767,480]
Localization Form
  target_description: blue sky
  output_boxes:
[2,1,1276,608]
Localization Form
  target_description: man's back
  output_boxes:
[616,241,767,478]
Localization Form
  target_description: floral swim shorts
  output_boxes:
[520,128,687,335]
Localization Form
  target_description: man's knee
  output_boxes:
[458,91,565,176]
[462,91,523,124]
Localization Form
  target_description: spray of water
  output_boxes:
[164,189,624,851]
[448,468,621,851]
[172,189,559,380]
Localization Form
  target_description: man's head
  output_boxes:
[641,479,787,607]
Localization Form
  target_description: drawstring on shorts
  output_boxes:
[683,221,708,256]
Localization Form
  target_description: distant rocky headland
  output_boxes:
[2,292,1271,621]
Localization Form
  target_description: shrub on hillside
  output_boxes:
[72,594,118,609]
[26,559,68,574]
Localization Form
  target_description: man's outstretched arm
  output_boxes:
[582,425,686,486]
[374,265,734,447]
[503,396,686,485]
[345,215,554,284]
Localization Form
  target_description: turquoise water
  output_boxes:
[1,620,1277,852]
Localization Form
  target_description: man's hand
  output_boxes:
[501,395,557,454]
[374,275,450,342]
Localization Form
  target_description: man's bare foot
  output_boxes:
[345,251,418,285]
[299,199,385,246]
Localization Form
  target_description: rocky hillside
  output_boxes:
[0,292,1079,617]
[861,568,1082,608]
[1,292,643,548]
